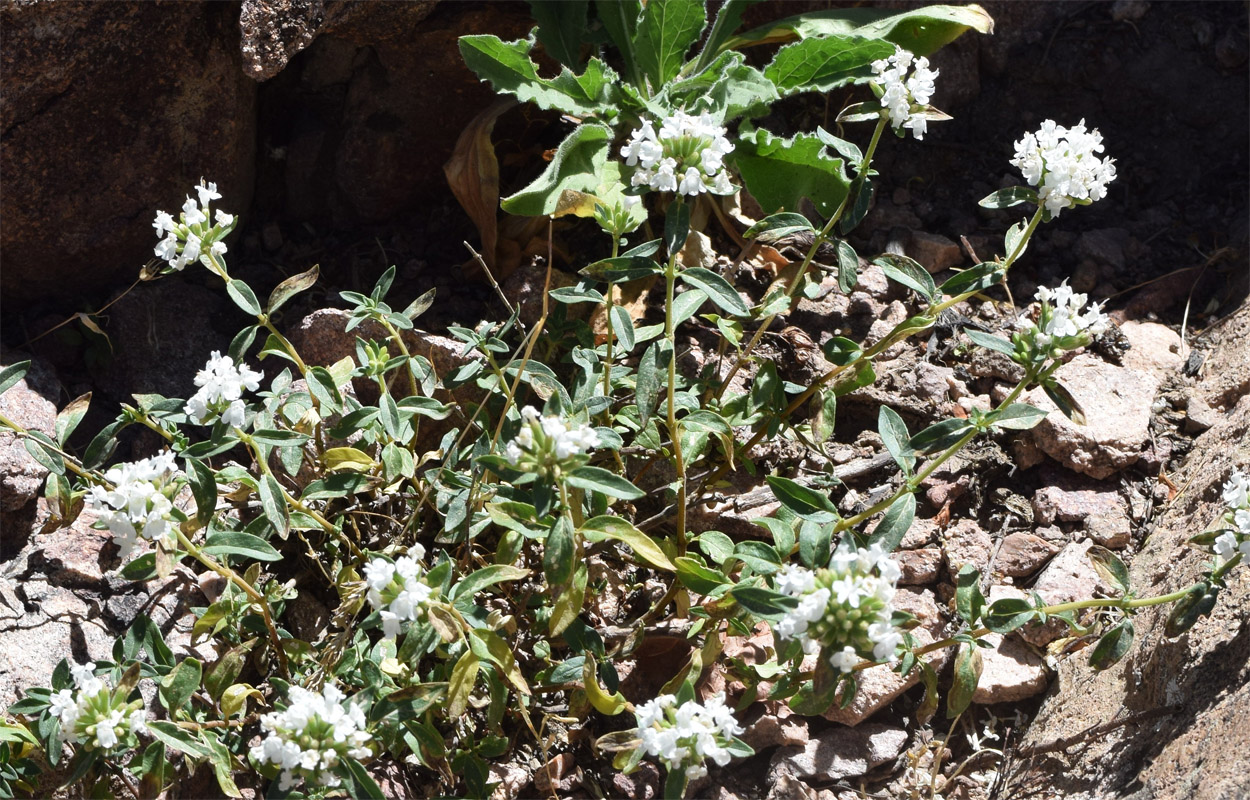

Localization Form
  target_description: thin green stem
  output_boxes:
[0,412,103,483]
[601,236,621,419]
[664,250,688,555]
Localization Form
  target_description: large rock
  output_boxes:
[0,370,56,512]
[1023,355,1158,479]
[1010,301,1250,800]
[769,723,907,782]
[0,2,256,304]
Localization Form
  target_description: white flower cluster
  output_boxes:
[47,662,147,751]
[363,546,434,638]
[774,544,903,672]
[1213,469,1250,562]
[869,46,939,139]
[1030,280,1111,348]
[250,684,372,792]
[85,451,181,558]
[503,406,601,467]
[620,111,735,196]
[1010,120,1116,217]
[184,350,262,427]
[634,693,744,780]
[153,179,235,270]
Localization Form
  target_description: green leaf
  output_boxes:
[939,261,1004,298]
[698,530,735,564]
[23,433,64,475]
[451,565,530,605]
[983,597,1036,634]
[874,253,937,302]
[566,466,644,500]
[815,126,862,163]
[991,403,1048,431]
[258,473,289,538]
[734,540,783,575]
[580,255,663,283]
[307,367,343,416]
[877,406,914,473]
[446,649,480,719]
[544,517,577,586]
[226,280,262,316]
[1042,379,1086,426]
[742,212,815,242]
[202,531,282,562]
[734,127,851,218]
[0,361,30,396]
[821,336,863,366]
[954,564,985,625]
[634,0,706,88]
[581,515,675,571]
[635,340,669,429]
[764,34,893,96]
[1004,220,1029,260]
[249,429,310,447]
[665,201,691,259]
[343,758,385,800]
[979,186,1038,209]
[725,4,994,54]
[730,585,799,620]
[694,0,758,69]
[54,393,91,446]
[1165,582,1218,637]
[675,557,729,594]
[946,642,982,718]
[609,304,636,353]
[908,418,974,455]
[798,519,832,569]
[765,476,838,523]
[595,0,642,83]
[964,328,1016,356]
[680,267,749,316]
[184,456,217,527]
[660,50,778,121]
[458,35,616,116]
[501,123,612,216]
[267,264,320,314]
[1089,620,1134,671]
[468,629,530,696]
[529,0,589,67]
[158,658,202,713]
[1086,545,1130,596]
[867,492,914,552]
[146,721,213,760]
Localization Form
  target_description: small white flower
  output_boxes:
[152,211,176,235]
[502,407,601,473]
[195,179,222,207]
[620,111,735,196]
[1026,280,1110,346]
[1011,119,1116,217]
[1213,531,1238,559]
[184,351,263,427]
[830,645,860,673]
[635,693,744,779]
[85,453,182,558]
[1221,469,1250,510]
[870,46,940,140]
[363,554,433,638]
[250,685,372,792]
[182,196,207,227]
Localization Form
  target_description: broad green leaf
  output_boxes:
[697,531,735,564]
[451,565,531,605]
[469,629,530,695]
[226,280,262,316]
[954,564,985,625]
[734,127,851,218]
[544,517,577,586]
[582,655,628,715]
[528,0,589,67]
[1089,620,1134,671]
[458,36,616,116]
[635,340,670,429]
[908,418,974,455]
[343,757,386,800]
[939,262,1004,298]
[0,360,30,396]
[203,531,282,562]
[964,328,1016,356]
[1086,545,1130,596]
[877,406,915,473]
[159,658,202,713]
[743,212,815,242]
[979,186,1037,209]
[634,0,706,88]
[867,492,914,552]
[734,540,782,574]
[946,642,982,718]
[661,50,777,121]
[23,434,64,475]
[764,35,894,96]
[694,0,760,70]
[55,393,91,446]
[580,255,663,283]
[725,4,994,54]
[1165,582,1218,637]
[1042,379,1086,426]
[566,466,644,500]
[875,253,937,302]
[766,476,838,523]
[609,304,636,352]
[447,649,480,718]
[983,597,1036,634]
[812,387,837,444]
[146,721,213,760]
[581,515,674,571]
[815,126,863,163]
[991,403,1048,431]
[258,473,289,538]
[595,0,642,84]
[501,123,612,216]
[1004,220,1029,260]
[730,585,799,620]
[680,267,749,316]
[675,556,729,594]
[249,429,309,447]
[266,264,320,314]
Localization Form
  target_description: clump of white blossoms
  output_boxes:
[633,693,746,780]
[47,662,147,752]
[620,110,735,196]
[153,179,235,271]
[773,543,904,672]
[869,46,940,139]
[84,451,182,558]
[1011,120,1117,217]
[184,350,263,427]
[1018,280,1111,354]
[250,684,372,792]
[503,406,601,473]
[363,546,434,638]
[1212,469,1250,562]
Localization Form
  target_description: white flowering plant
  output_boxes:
[0,6,1242,800]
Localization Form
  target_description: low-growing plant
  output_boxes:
[1,4,1246,799]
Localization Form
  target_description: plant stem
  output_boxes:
[601,236,621,419]
[664,251,688,556]
[717,118,889,401]
[175,529,289,678]
[0,412,104,483]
